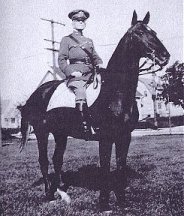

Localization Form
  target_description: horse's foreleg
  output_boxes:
[52,133,67,192]
[114,130,131,206]
[99,139,113,211]
[115,131,131,170]
[35,131,51,199]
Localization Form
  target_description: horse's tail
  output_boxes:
[19,106,31,152]
[18,80,63,151]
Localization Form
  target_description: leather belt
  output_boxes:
[70,58,92,65]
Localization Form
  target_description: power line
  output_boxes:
[162,36,184,40]
[0,53,47,65]
[97,35,184,47]
[44,39,60,44]
[23,52,46,59]
[98,43,117,47]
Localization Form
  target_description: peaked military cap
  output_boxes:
[68,9,90,21]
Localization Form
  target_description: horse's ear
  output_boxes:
[143,12,150,24]
[131,10,137,25]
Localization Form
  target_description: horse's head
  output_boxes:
[129,11,170,68]
[107,11,170,118]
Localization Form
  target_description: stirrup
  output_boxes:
[83,121,97,134]
[82,121,91,133]
[90,126,96,135]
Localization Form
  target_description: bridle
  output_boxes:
[139,51,163,76]
[129,26,164,76]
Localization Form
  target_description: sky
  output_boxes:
[0,0,183,103]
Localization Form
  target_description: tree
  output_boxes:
[161,61,184,109]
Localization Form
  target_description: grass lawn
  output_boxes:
[0,135,184,215]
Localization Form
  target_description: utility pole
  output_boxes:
[152,55,158,128]
[41,18,65,83]
[162,76,172,134]
[167,94,172,135]
[0,90,2,148]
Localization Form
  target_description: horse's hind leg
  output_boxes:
[114,131,131,206]
[35,130,52,200]
[99,139,113,211]
[52,132,67,193]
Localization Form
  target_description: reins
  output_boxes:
[85,66,100,89]
[139,51,163,76]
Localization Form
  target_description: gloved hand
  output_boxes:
[71,71,82,77]
[96,64,104,74]
[97,63,103,68]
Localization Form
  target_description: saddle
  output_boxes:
[47,74,101,111]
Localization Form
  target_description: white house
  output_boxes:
[1,99,21,129]
[136,77,184,120]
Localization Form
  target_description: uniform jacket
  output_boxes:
[58,31,103,81]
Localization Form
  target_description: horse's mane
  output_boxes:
[106,31,132,74]
[104,26,139,99]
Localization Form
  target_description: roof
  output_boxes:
[139,77,156,94]
[139,76,163,92]
[136,90,143,98]
[1,99,11,115]
[1,99,20,117]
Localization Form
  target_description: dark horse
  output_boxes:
[20,11,170,212]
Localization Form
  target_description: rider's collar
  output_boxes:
[73,30,83,36]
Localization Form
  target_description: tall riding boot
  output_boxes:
[76,102,92,138]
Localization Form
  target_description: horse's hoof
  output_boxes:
[47,196,55,202]
[100,203,112,214]
[117,200,126,208]
[57,188,71,204]
[49,200,57,205]
[117,201,125,208]
[102,210,113,215]
[46,191,55,202]
[115,193,126,208]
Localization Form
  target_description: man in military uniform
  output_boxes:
[58,9,103,137]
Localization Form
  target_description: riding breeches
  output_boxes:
[67,80,87,103]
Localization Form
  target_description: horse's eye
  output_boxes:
[137,31,144,36]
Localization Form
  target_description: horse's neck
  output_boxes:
[106,38,140,104]
[107,35,139,70]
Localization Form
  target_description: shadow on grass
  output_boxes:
[32,164,146,191]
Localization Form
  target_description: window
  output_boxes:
[158,102,162,109]
[5,118,9,122]
[11,118,15,123]
[144,90,147,97]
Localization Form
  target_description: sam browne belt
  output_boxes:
[70,58,92,65]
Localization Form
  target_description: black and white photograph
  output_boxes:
[0,0,183,215]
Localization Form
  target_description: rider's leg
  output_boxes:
[67,80,92,135]
[76,100,91,134]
